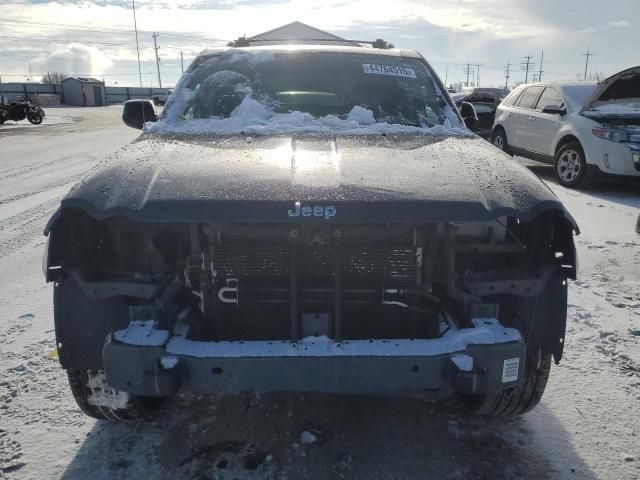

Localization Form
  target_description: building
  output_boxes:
[229,21,359,47]
[61,77,106,106]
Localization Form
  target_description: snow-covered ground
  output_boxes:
[0,107,638,480]
[0,106,83,131]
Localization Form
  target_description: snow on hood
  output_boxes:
[582,103,640,118]
[145,48,469,137]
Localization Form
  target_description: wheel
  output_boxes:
[458,348,552,416]
[491,127,510,154]
[554,141,588,188]
[66,369,165,421]
[27,113,43,125]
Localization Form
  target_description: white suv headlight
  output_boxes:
[592,127,630,143]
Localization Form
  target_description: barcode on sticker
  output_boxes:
[362,64,417,78]
[502,358,520,383]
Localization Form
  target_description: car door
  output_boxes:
[526,86,566,156]
[509,85,545,150]
[495,87,523,145]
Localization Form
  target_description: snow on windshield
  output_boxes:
[146,49,468,136]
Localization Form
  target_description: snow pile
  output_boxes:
[346,105,375,124]
[113,320,169,346]
[147,102,469,137]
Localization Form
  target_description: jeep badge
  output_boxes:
[288,202,336,220]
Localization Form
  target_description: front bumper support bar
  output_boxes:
[103,318,525,399]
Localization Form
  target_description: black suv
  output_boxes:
[44,45,577,421]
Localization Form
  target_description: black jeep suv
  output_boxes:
[44,45,578,421]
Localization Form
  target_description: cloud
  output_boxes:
[579,19,630,34]
[32,43,113,76]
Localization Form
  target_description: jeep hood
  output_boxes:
[45,133,578,232]
[580,65,640,118]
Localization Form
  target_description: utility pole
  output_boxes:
[538,50,544,82]
[504,60,511,89]
[521,55,534,83]
[464,63,473,87]
[583,46,593,80]
[152,32,162,88]
[475,64,481,87]
[180,51,184,74]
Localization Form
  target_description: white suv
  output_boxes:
[492,67,640,188]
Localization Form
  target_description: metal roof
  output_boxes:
[249,21,356,45]
[62,77,104,84]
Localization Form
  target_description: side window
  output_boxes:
[535,87,564,111]
[502,88,524,107]
[515,86,544,109]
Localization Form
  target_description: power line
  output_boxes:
[0,18,226,44]
[132,0,144,90]
[0,35,137,47]
[1,72,155,77]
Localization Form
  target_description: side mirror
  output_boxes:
[542,104,566,116]
[122,99,158,129]
[459,101,479,131]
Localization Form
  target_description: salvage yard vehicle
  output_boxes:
[492,66,640,188]
[454,87,509,138]
[44,43,578,422]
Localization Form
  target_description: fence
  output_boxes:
[105,86,172,104]
[0,83,171,105]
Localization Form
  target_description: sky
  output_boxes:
[1,0,638,89]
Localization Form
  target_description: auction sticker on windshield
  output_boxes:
[363,64,416,78]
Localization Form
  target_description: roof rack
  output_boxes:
[226,37,395,49]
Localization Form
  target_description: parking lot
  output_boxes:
[0,106,639,480]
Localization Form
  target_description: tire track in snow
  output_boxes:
[0,198,59,259]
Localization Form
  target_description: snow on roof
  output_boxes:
[62,77,104,84]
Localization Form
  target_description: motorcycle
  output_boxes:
[0,100,45,125]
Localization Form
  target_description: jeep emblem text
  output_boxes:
[288,202,336,220]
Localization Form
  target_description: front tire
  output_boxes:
[491,127,510,154]
[67,369,165,421]
[554,141,588,188]
[458,348,552,416]
[27,113,43,125]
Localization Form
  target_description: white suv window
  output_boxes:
[515,86,544,109]
[502,87,525,107]
[535,87,564,111]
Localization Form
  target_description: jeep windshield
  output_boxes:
[154,48,463,134]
